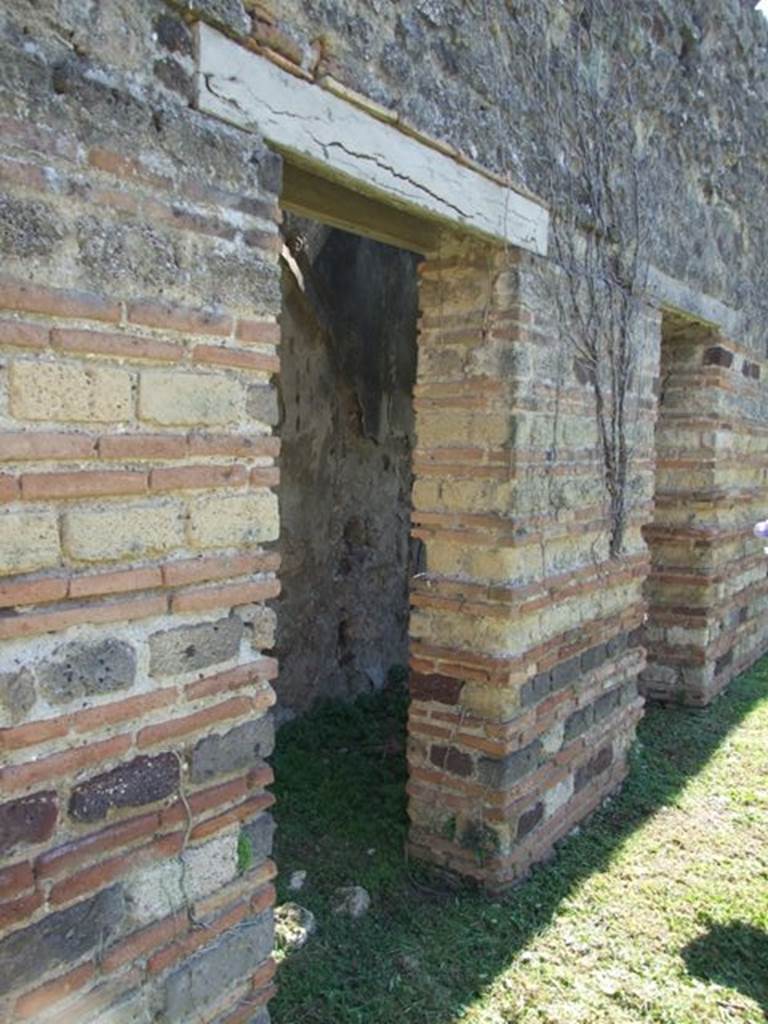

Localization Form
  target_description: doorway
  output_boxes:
[274,215,420,722]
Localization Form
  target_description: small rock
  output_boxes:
[274,903,316,951]
[332,885,370,919]
[288,870,307,892]
[398,952,421,975]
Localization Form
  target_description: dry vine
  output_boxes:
[495,0,666,556]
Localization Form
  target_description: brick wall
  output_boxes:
[406,238,659,888]
[0,2,281,1020]
[1,0,767,1018]
[643,316,768,705]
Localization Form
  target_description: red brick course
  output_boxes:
[0,594,169,641]
[136,697,253,749]
[0,320,49,350]
[0,276,121,323]
[235,319,280,345]
[51,328,183,363]
[127,298,232,336]
[0,735,132,795]
[192,344,280,373]
[19,470,147,501]
[149,464,248,492]
[13,963,95,1020]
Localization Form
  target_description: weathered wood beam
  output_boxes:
[195,24,549,256]
[281,162,442,254]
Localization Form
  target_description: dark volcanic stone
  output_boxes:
[148,617,243,678]
[478,740,541,789]
[190,717,274,783]
[0,791,58,856]
[574,744,614,792]
[563,705,594,742]
[429,744,473,777]
[409,672,463,705]
[68,753,180,822]
[0,886,125,995]
[703,345,734,368]
[516,800,544,839]
[38,639,136,705]
[163,910,273,1021]
[154,13,194,56]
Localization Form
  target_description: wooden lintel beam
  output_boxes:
[281,162,442,255]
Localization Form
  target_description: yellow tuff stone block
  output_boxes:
[139,370,244,426]
[187,490,279,549]
[10,362,134,422]
[0,510,60,574]
[62,501,185,562]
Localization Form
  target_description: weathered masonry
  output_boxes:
[1,2,767,1022]
[276,222,420,719]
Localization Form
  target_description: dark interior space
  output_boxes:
[274,218,421,722]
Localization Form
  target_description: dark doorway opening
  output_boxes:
[275,217,421,723]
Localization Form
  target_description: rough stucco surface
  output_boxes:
[261,0,768,349]
[277,226,419,718]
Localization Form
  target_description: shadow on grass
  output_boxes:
[269,660,768,1024]
[683,922,768,1018]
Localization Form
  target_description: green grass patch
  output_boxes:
[271,662,768,1024]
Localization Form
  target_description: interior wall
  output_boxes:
[276,223,420,719]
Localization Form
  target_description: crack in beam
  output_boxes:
[195,24,549,255]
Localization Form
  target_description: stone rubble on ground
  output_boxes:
[274,902,317,951]
[288,869,307,891]
[332,885,371,918]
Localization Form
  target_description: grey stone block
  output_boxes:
[605,633,628,659]
[162,910,273,1022]
[246,385,280,426]
[563,705,594,742]
[520,671,551,708]
[551,655,580,691]
[0,886,125,996]
[180,0,251,36]
[76,216,181,289]
[38,639,136,704]
[190,717,274,783]
[580,643,605,674]
[478,739,541,790]
[628,627,645,649]
[715,648,734,675]
[621,680,639,705]
[0,196,62,257]
[154,12,194,56]
[242,812,275,862]
[149,617,243,678]
[516,800,544,839]
[594,687,622,723]
[519,680,534,706]
[0,667,36,722]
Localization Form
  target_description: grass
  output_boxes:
[269,660,768,1024]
